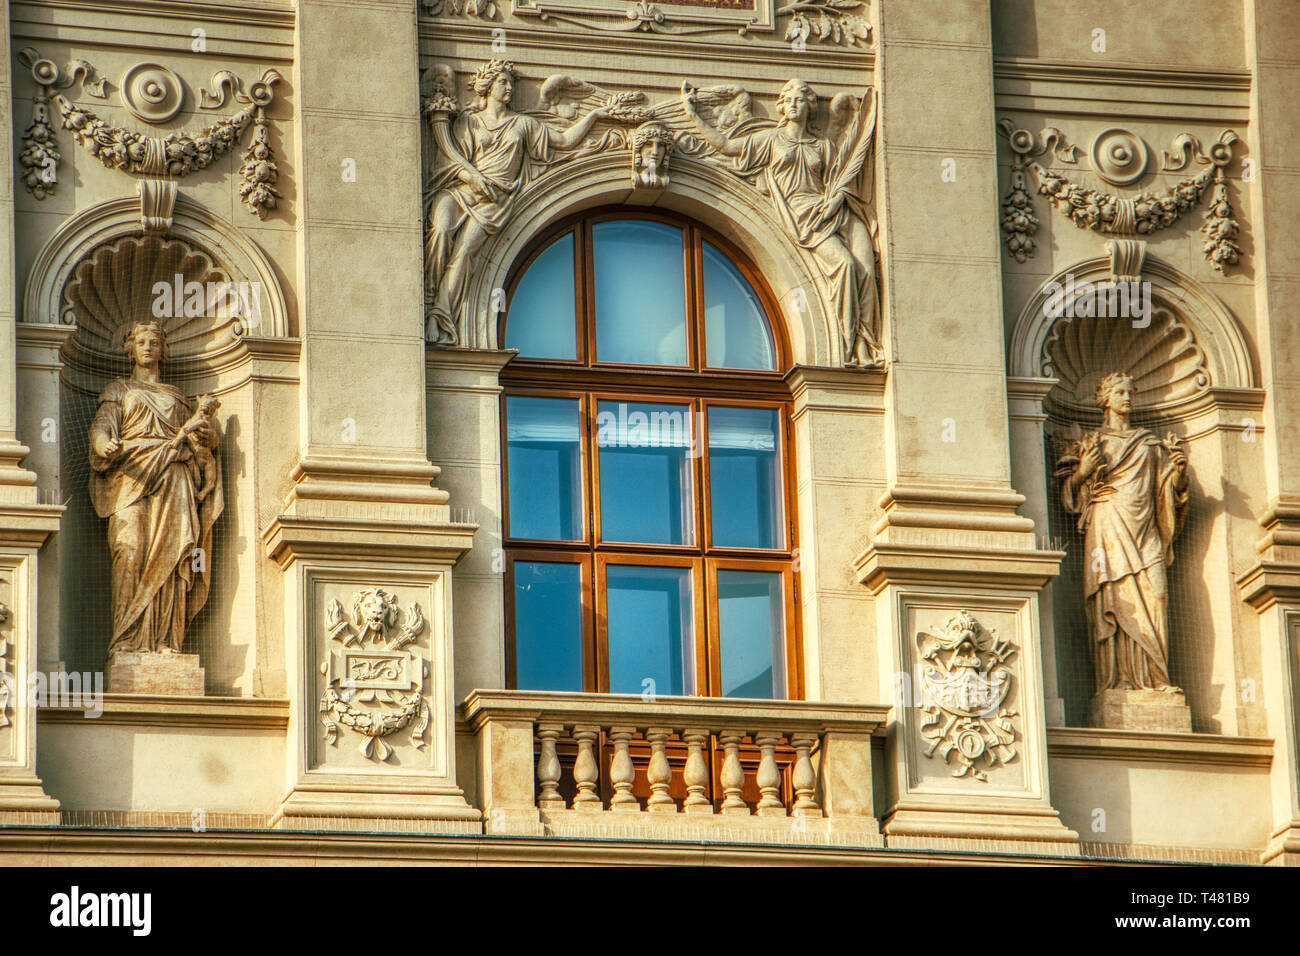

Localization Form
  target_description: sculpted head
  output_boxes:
[1095,372,1135,417]
[631,123,674,187]
[123,321,168,369]
[472,59,517,108]
[777,79,817,125]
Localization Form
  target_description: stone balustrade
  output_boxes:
[461,690,890,845]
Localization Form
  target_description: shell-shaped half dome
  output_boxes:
[60,235,250,365]
[1043,304,1211,417]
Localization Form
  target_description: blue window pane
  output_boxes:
[717,570,784,699]
[708,406,782,549]
[513,562,583,691]
[606,565,693,696]
[703,241,775,370]
[506,396,582,540]
[597,400,695,545]
[505,233,577,360]
[593,220,688,366]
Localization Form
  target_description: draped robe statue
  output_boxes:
[1057,372,1189,694]
[681,78,883,367]
[89,321,223,659]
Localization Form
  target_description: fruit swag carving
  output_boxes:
[998,120,1241,274]
[320,588,431,762]
[916,610,1019,782]
[419,0,871,47]
[423,60,882,367]
[17,48,283,219]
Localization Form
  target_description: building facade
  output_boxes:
[0,0,1298,864]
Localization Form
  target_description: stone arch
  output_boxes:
[1009,254,1255,412]
[23,194,291,344]
[456,151,843,367]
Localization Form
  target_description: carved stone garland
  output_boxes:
[998,121,1241,274]
[420,0,871,46]
[916,610,1019,782]
[0,602,10,730]
[17,48,283,220]
[320,588,431,762]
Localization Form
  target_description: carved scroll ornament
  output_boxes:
[320,588,431,762]
[999,121,1241,274]
[421,0,870,46]
[0,602,10,729]
[17,49,283,219]
[916,610,1018,782]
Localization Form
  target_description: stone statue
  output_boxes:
[680,78,883,367]
[1057,372,1190,707]
[424,59,610,344]
[89,321,223,663]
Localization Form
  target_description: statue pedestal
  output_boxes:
[1090,688,1192,732]
[107,651,205,696]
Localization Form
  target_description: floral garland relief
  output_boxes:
[420,0,870,46]
[17,49,283,220]
[998,121,1241,274]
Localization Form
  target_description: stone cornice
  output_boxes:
[1046,726,1273,768]
[993,57,1252,92]
[39,695,290,730]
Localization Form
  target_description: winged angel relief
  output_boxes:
[915,610,1019,782]
[320,588,430,761]
[422,60,882,366]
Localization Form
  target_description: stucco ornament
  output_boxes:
[17,48,283,219]
[631,122,675,188]
[0,602,10,730]
[916,610,1018,782]
[422,61,622,344]
[320,588,430,761]
[680,79,883,367]
[1055,372,1190,695]
[998,120,1241,273]
[88,322,224,661]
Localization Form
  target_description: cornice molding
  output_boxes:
[1047,726,1273,768]
[38,695,290,730]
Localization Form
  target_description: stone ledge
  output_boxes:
[38,695,290,730]
[1046,726,1273,768]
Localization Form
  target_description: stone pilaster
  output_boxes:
[1236,0,1300,865]
[264,0,478,828]
[0,0,61,820]
[859,0,1072,850]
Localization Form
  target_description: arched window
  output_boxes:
[500,210,799,700]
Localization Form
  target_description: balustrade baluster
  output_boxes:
[754,731,785,817]
[718,730,749,816]
[682,729,713,814]
[536,722,564,812]
[572,725,602,809]
[646,727,676,812]
[790,733,823,817]
[609,726,639,811]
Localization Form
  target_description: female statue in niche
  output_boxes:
[88,321,223,660]
[1057,372,1190,695]
[680,77,883,368]
[424,59,609,345]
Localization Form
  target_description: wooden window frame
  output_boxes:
[501,208,803,702]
